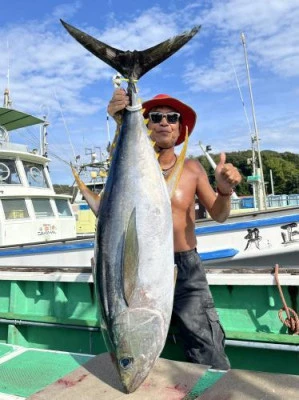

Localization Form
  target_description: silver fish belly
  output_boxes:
[95,99,174,392]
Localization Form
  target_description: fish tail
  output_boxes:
[60,19,201,80]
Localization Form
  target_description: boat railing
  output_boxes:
[231,194,299,210]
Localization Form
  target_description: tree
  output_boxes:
[192,150,299,195]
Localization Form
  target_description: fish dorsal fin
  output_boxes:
[71,165,102,216]
[123,208,139,307]
[165,128,189,198]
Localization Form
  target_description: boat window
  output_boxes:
[0,159,21,184]
[2,199,29,219]
[55,199,72,217]
[81,183,103,201]
[23,161,49,188]
[32,199,54,218]
[90,183,104,194]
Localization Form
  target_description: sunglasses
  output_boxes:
[148,112,180,124]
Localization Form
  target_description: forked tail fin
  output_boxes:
[60,19,200,80]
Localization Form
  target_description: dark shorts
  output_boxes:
[172,248,230,370]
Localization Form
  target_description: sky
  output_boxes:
[0,0,299,184]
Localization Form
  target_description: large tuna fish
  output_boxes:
[61,19,200,393]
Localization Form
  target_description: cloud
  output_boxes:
[1,1,298,183]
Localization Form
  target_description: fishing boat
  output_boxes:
[0,88,95,267]
[71,153,108,236]
[195,197,299,268]
[197,198,299,272]
[70,150,299,268]
[0,263,298,398]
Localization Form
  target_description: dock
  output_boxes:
[1,344,297,399]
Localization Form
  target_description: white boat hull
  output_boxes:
[196,206,299,268]
[0,208,298,269]
[0,237,95,267]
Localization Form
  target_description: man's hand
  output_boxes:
[107,88,130,117]
[215,153,242,194]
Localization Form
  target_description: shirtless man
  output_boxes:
[108,89,242,370]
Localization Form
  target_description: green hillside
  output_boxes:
[195,150,299,196]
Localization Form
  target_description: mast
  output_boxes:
[241,33,267,210]
[41,117,49,158]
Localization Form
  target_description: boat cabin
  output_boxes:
[72,165,107,235]
[0,105,76,246]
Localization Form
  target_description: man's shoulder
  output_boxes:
[184,158,203,171]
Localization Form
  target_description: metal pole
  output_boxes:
[106,113,111,143]
[241,33,267,210]
[270,169,275,195]
[198,141,217,169]
[41,118,49,158]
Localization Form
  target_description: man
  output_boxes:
[108,89,242,370]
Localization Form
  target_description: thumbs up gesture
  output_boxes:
[215,153,242,195]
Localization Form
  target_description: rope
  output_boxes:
[274,264,299,335]
[112,74,138,88]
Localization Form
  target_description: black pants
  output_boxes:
[173,248,230,370]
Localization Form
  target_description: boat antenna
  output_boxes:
[231,60,257,206]
[241,32,267,210]
[53,89,78,163]
[231,61,252,134]
[4,40,12,108]
[41,120,49,159]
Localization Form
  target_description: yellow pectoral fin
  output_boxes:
[109,121,122,160]
[165,128,189,197]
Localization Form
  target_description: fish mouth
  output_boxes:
[122,369,149,394]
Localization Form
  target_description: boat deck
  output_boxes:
[0,344,92,399]
[0,344,298,399]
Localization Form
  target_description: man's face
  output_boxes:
[147,106,181,149]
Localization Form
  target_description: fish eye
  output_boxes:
[119,357,134,370]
